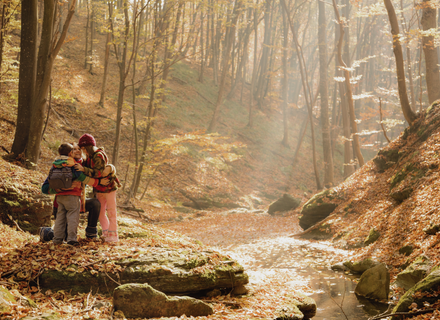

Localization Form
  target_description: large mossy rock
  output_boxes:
[113,283,213,318]
[373,148,400,172]
[343,258,379,275]
[394,256,431,290]
[355,263,390,301]
[299,189,338,230]
[268,194,301,215]
[0,162,52,234]
[275,292,317,320]
[391,267,440,320]
[39,248,248,296]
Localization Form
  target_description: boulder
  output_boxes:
[390,186,413,202]
[0,286,16,314]
[299,189,338,230]
[268,194,301,215]
[391,267,440,320]
[394,256,432,291]
[373,149,400,172]
[355,263,390,301]
[275,293,317,320]
[39,248,249,296]
[364,228,380,246]
[331,263,349,272]
[398,245,414,256]
[424,224,440,235]
[113,283,213,318]
[343,258,379,274]
[0,170,52,234]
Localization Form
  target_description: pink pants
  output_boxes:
[96,191,118,237]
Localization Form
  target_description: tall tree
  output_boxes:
[11,0,38,156]
[208,0,243,132]
[332,0,364,168]
[421,0,440,104]
[383,0,417,125]
[25,0,77,166]
[319,0,334,186]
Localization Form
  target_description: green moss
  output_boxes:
[390,163,415,189]
[186,257,208,269]
[364,228,380,246]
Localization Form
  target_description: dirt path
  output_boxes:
[165,211,387,319]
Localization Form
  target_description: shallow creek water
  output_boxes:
[218,236,389,320]
[167,213,389,319]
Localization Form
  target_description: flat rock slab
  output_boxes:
[113,283,213,318]
[39,247,249,296]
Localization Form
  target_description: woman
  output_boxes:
[74,134,121,242]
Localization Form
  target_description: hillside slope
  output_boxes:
[299,102,440,275]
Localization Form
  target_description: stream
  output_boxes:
[220,236,389,319]
[167,212,389,319]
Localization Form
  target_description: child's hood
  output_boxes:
[53,155,76,168]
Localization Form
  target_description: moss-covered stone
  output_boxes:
[355,263,390,301]
[343,258,379,274]
[391,267,440,319]
[390,186,413,202]
[299,189,338,230]
[113,283,213,318]
[0,179,52,234]
[275,292,317,320]
[390,163,415,189]
[364,228,380,246]
[300,223,333,240]
[394,256,431,290]
[373,149,400,172]
[398,245,414,256]
[268,194,301,215]
[424,224,440,235]
[39,248,249,296]
[0,286,16,314]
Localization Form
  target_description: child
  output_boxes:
[42,143,102,245]
[75,134,121,242]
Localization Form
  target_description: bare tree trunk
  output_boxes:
[11,0,38,156]
[383,0,417,125]
[84,0,89,69]
[421,0,440,104]
[248,4,258,128]
[332,0,364,168]
[26,0,77,167]
[208,0,243,132]
[199,12,204,82]
[89,2,95,73]
[319,0,334,186]
[281,0,322,190]
[98,3,113,108]
[281,4,289,147]
[399,0,416,110]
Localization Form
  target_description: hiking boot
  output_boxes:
[67,241,80,246]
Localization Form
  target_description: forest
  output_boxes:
[1,0,440,319]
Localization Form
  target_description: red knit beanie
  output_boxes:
[78,134,96,147]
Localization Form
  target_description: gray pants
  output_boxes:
[53,195,80,244]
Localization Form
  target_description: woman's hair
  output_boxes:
[83,145,96,157]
